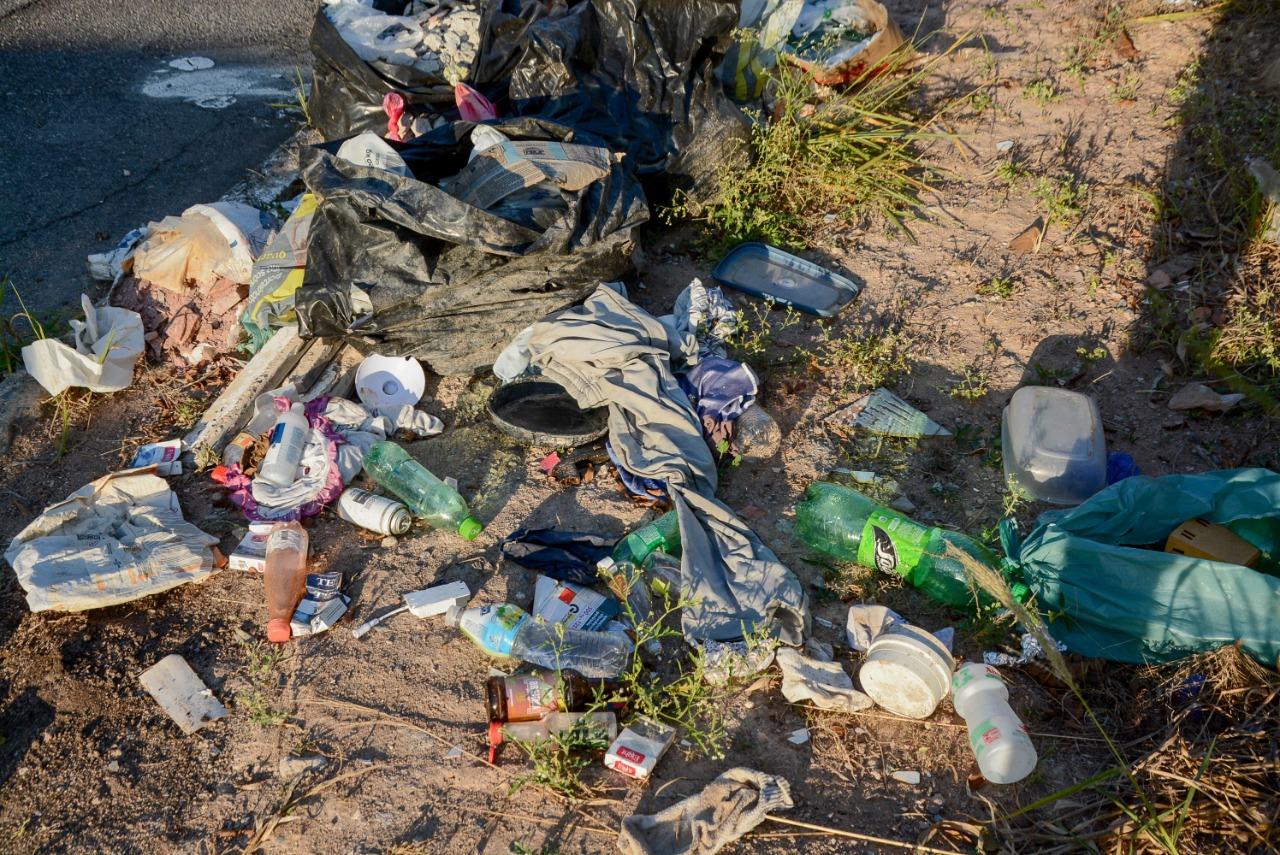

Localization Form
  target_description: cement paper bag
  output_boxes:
[21,295,145,396]
[4,468,220,612]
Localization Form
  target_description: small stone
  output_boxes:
[381,536,398,548]
[995,139,1014,152]
[891,770,921,785]
[278,754,328,779]
[1146,269,1172,289]
[787,728,811,745]
[106,761,121,774]
[444,745,463,760]
[889,495,916,514]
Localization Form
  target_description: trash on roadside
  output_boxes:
[5,468,219,612]
[1002,386,1107,505]
[827,388,951,438]
[713,242,863,317]
[1166,382,1245,413]
[720,0,805,101]
[501,529,614,586]
[22,295,145,396]
[139,654,228,735]
[1008,467,1280,664]
[617,767,793,855]
[487,667,599,723]
[355,354,425,410]
[532,575,620,631]
[1165,519,1260,567]
[86,225,147,287]
[489,711,617,765]
[984,632,1067,668]
[611,510,681,569]
[776,646,872,713]
[258,401,309,487]
[605,717,676,780]
[335,131,414,177]
[701,637,778,685]
[291,569,350,637]
[295,119,648,376]
[351,580,472,638]
[335,486,412,536]
[734,405,782,462]
[659,278,740,362]
[795,482,1024,609]
[263,521,309,642]
[131,439,183,476]
[487,380,609,447]
[952,663,1037,784]
[241,194,318,353]
[857,621,955,719]
[447,602,631,679]
[778,0,907,87]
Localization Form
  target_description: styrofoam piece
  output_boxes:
[355,354,425,409]
[405,581,471,617]
[139,654,228,735]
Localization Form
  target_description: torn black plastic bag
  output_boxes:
[508,0,750,204]
[308,0,549,141]
[295,117,649,375]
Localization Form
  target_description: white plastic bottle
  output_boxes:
[951,662,1038,784]
[258,403,308,487]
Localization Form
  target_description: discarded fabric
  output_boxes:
[775,646,872,713]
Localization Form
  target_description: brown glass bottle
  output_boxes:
[486,668,594,722]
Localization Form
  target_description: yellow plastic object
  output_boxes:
[1165,519,1260,568]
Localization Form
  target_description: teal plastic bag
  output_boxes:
[1007,468,1280,665]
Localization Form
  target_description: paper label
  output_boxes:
[532,576,618,631]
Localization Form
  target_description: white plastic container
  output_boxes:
[951,662,1038,784]
[857,622,954,718]
[258,403,309,487]
[1002,387,1106,505]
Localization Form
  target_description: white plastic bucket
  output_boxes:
[857,623,954,718]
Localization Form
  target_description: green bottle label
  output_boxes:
[856,510,932,581]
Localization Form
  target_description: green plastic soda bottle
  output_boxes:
[795,481,1024,608]
[612,510,680,566]
[363,441,483,540]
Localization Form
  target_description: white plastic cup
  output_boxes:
[951,662,1038,784]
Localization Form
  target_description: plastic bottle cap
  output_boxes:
[266,618,292,643]
[457,517,483,541]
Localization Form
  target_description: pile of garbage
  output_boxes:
[7,0,1280,847]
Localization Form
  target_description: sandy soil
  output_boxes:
[0,0,1276,853]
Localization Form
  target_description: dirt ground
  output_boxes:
[1,0,1277,853]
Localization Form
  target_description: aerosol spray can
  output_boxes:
[336,487,412,536]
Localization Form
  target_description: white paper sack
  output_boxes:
[22,295,145,396]
[4,469,219,612]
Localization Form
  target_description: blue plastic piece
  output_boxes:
[712,242,863,317]
[1106,451,1140,484]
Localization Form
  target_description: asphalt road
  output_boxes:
[0,0,316,318]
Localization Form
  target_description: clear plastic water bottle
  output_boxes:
[445,603,632,679]
[612,511,680,567]
[362,441,482,540]
[735,406,781,462]
[951,662,1037,784]
[794,482,1026,609]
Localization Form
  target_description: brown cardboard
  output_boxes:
[1165,519,1261,568]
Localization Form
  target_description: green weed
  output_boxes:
[685,42,957,248]
[969,89,995,114]
[727,299,803,371]
[949,367,991,401]
[1110,71,1141,103]
[1033,173,1089,229]
[816,321,914,392]
[977,274,1015,299]
[994,159,1030,185]
[1023,78,1060,105]
[236,637,288,727]
[508,718,611,799]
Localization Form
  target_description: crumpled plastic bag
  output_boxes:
[4,468,219,612]
[775,646,872,713]
[22,295,145,395]
[134,201,270,292]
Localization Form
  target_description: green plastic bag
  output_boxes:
[1006,468,1280,665]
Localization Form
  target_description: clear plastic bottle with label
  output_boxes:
[445,603,632,679]
[258,403,309,487]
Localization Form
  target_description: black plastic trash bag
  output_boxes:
[295,117,649,375]
[508,0,750,203]
[308,0,549,141]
